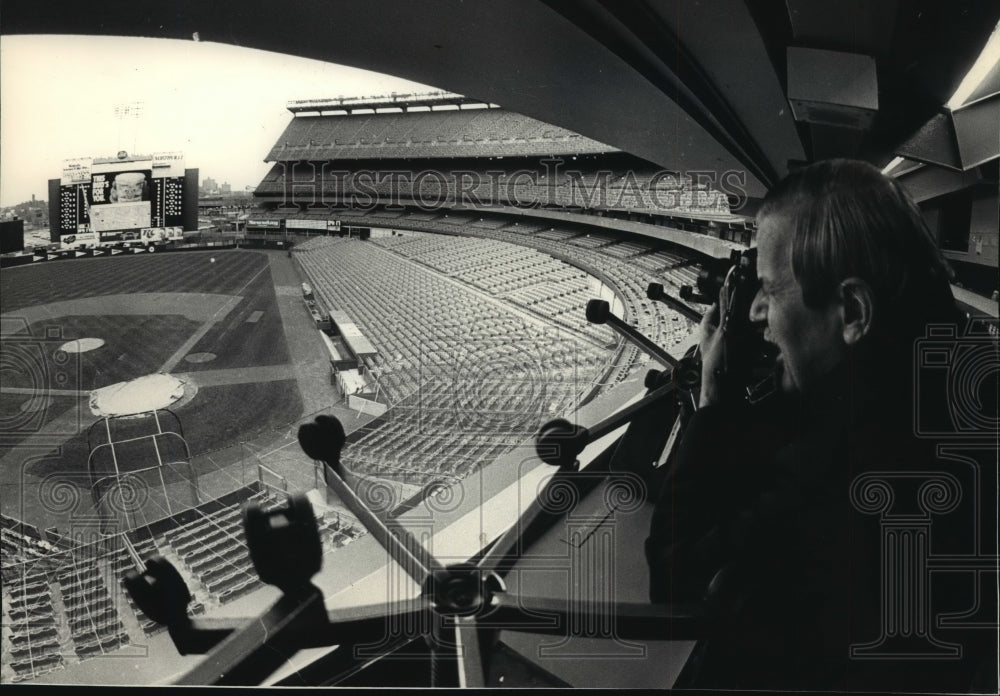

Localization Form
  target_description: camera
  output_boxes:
[675,248,777,407]
[680,248,758,308]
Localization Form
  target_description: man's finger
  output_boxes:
[717,283,728,327]
[704,302,720,325]
[700,302,720,338]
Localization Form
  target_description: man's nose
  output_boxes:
[749,289,767,323]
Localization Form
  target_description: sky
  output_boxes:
[0,35,435,207]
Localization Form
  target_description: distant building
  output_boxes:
[1,198,48,228]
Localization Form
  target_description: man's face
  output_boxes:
[750,213,845,394]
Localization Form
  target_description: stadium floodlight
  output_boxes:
[113,101,145,122]
[114,101,145,154]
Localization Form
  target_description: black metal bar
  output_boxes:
[322,462,447,585]
[535,382,676,468]
[310,596,433,647]
[476,465,584,577]
[586,299,678,368]
[174,592,434,681]
[174,586,329,685]
[646,282,705,323]
[585,382,675,442]
[168,620,239,655]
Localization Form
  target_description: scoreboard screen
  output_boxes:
[57,152,186,240]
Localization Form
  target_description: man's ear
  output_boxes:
[838,277,874,346]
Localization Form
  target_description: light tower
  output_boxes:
[113,101,145,155]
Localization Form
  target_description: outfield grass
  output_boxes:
[0,250,271,311]
[0,393,80,449]
[181,261,291,371]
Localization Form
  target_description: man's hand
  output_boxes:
[698,288,728,408]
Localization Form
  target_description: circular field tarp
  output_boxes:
[59,337,105,353]
[90,373,186,417]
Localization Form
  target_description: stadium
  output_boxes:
[1,1,998,690]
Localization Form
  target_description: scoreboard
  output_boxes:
[55,152,188,242]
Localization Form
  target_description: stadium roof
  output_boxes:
[285,90,482,114]
[265,107,617,162]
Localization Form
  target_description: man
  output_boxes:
[645,160,989,690]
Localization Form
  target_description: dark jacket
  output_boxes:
[645,358,990,691]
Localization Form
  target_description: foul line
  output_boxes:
[0,387,89,397]
[157,263,271,374]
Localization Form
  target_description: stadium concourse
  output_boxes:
[0,95,729,686]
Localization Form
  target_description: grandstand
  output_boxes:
[1,484,364,684]
[286,208,701,356]
[266,98,614,161]
[292,234,615,486]
[253,93,737,227]
[370,233,615,343]
[255,159,734,221]
[248,94,724,389]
